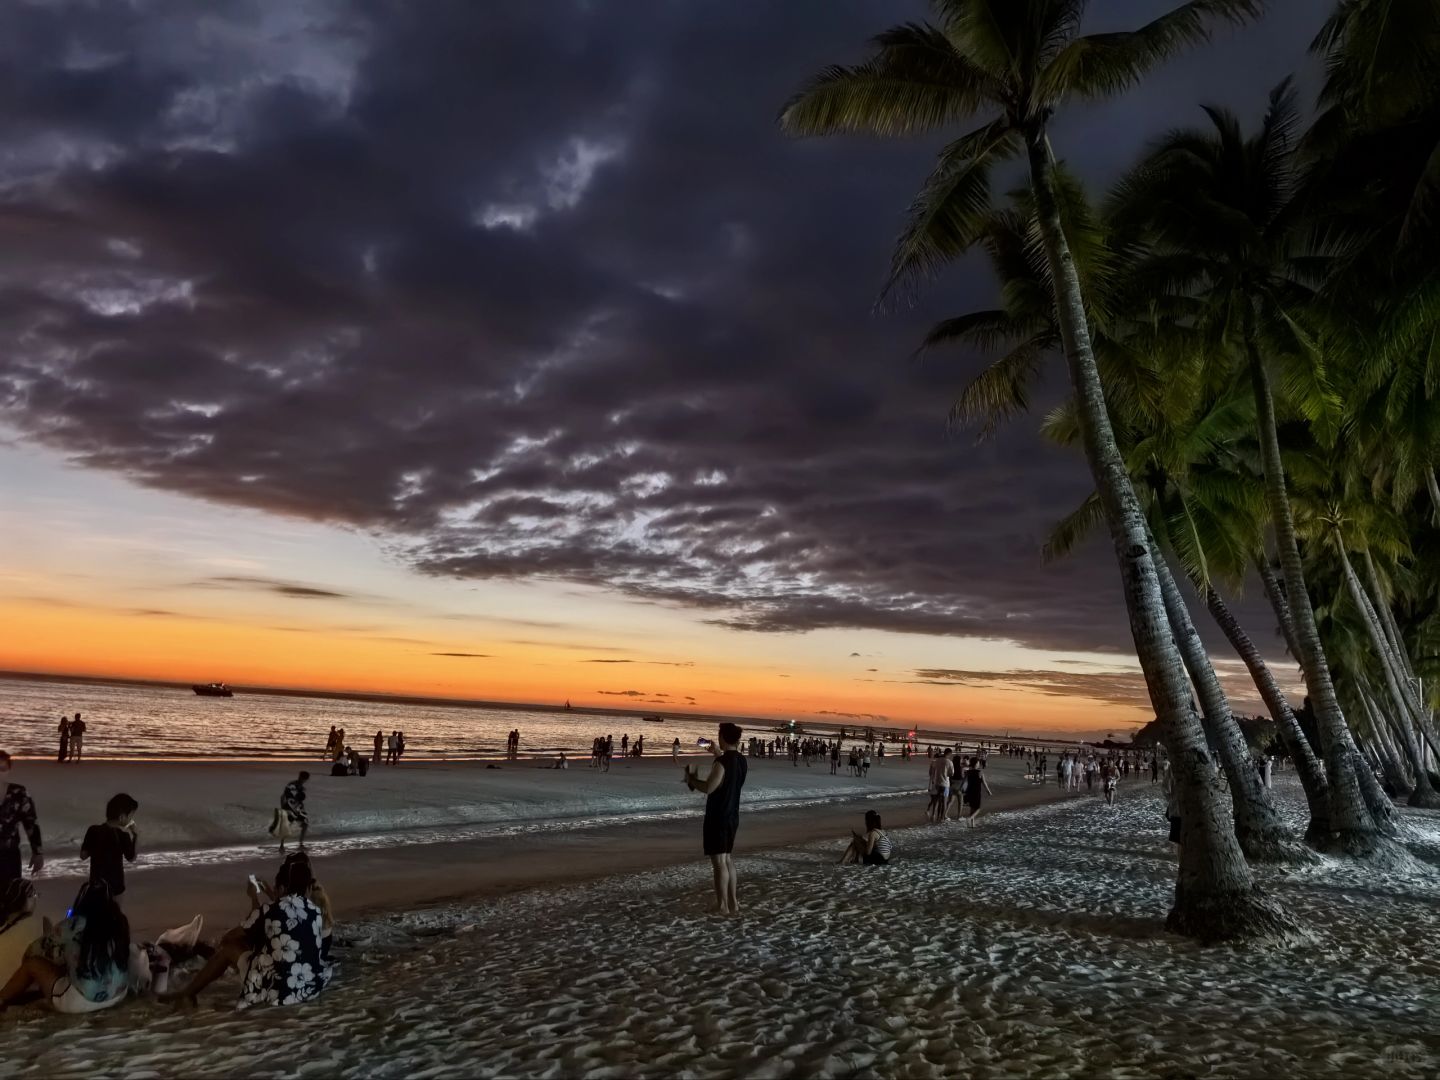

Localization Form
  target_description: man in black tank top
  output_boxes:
[685,722,747,914]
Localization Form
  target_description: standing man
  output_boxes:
[57,716,70,763]
[373,730,383,765]
[685,723,747,915]
[69,713,86,761]
[280,771,310,851]
[0,751,43,886]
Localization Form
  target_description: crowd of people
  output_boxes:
[0,750,335,1016]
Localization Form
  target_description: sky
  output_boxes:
[0,1,1324,738]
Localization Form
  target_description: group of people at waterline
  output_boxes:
[324,726,407,774]
[0,723,1129,1018]
[1,750,331,1014]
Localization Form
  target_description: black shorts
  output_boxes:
[1168,816,1182,843]
[863,850,888,866]
[0,847,21,886]
[703,816,738,856]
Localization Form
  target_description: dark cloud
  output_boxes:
[816,709,888,722]
[580,659,694,666]
[909,663,1301,714]
[597,689,646,697]
[431,651,491,658]
[193,575,354,601]
[0,1,1326,660]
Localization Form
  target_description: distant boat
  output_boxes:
[642,715,666,723]
[193,683,233,697]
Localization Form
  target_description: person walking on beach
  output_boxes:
[373,730,383,764]
[81,794,139,900]
[927,750,953,823]
[57,716,70,763]
[396,731,406,762]
[959,757,992,827]
[325,726,338,760]
[671,737,681,763]
[0,752,43,887]
[387,730,398,764]
[685,722,747,915]
[69,713,86,761]
[1101,761,1119,806]
[280,771,310,851]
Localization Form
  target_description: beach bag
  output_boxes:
[156,914,203,955]
[268,808,295,841]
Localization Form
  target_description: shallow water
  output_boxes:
[0,676,756,760]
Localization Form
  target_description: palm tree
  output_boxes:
[781,0,1297,941]
[1106,79,1397,856]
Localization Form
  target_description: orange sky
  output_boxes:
[0,444,1165,737]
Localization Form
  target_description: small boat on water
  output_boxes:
[642,715,666,723]
[193,682,234,697]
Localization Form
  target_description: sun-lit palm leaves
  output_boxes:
[780,0,1268,301]
[781,0,1312,934]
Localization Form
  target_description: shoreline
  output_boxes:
[1,668,1097,747]
[15,756,1073,938]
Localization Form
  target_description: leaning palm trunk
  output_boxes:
[1337,554,1440,810]
[1203,585,1330,842]
[1028,134,1291,940]
[1358,688,1416,797]
[1153,555,1300,860]
[1246,340,1391,855]
[1360,554,1440,761]
[1362,552,1414,681]
[1427,468,1440,526]
[1338,546,1434,747]
[1255,551,1391,829]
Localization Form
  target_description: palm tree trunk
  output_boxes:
[1028,131,1292,941]
[1245,335,1390,855]
[1153,554,1299,860]
[1426,467,1440,526]
[1256,557,1304,662]
[1359,552,1440,759]
[1338,545,1429,737]
[1364,691,1415,796]
[1361,552,1412,680]
[1202,585,1330,843]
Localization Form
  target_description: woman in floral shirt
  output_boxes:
[163,852,333,1007]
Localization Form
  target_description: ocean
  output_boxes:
[0,676,770,760]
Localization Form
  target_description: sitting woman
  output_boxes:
[0,882,129,1013]
[838,810,892,866]
[163,851,333,1008]
[0,880,45,987]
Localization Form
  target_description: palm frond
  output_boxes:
[948,338,1049,440]
[881,120,1019,302]
[916,309,1034,356]
[779,22,999,138]
[1043,491,1106,563]
[1036,0,1264,105]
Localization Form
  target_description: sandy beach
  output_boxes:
[14,752,1046,938]
[3,771,1437,1078]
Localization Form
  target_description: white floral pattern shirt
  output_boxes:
[238,894,333,1008]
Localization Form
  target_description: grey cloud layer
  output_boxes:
[0,1,1321,662]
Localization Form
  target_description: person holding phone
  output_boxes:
[81,794,138,900]
[161,852,333,1008]
[684,723,747,915]
[839,810,892,865]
